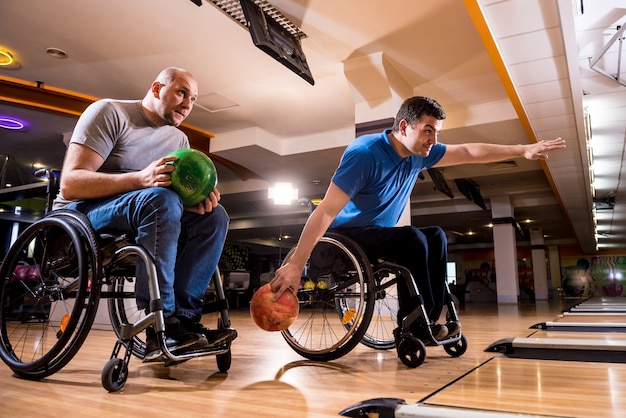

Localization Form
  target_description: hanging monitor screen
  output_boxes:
[239,0,315,85]
[427,168,454,199]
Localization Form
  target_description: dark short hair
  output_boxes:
[392,96,446,131]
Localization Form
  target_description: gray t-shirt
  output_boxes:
[53,99,189,209]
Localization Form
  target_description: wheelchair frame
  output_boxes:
[280,231,467,368]
[0,173,234,391]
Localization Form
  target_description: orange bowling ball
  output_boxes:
[250,283,299,332]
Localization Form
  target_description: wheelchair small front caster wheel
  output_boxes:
[443,334,468,357]
[397,335,426,368]
[102,358,128,392]
[216,349,232,372]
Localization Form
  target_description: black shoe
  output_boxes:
[165,315,211,352]
[143,327,203,362]
[204,328,238,347]
[143,316,209,362]
[446,320,461,337]
[404,322,447,342]
[430,323,448,340]
[178,316,238,347]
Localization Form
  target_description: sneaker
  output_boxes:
[446,320,461,337]
[143,327,202,362]
[430,323,449,340]
[178,316,238,347]
[143,316,209,362]
[204,328,238,347]
[405,322,448,342]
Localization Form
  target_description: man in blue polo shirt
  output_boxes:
[271,96,566,340]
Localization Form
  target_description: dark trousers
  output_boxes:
[333,225,448,324]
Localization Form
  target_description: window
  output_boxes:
[447,261,457,285]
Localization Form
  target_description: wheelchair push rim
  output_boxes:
[0,214,101,377]
[280,233,376,361]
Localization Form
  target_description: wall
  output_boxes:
[560,253,626,297]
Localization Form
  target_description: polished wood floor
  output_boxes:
[0,298,622,417]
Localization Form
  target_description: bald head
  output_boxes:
[142,67,198,127]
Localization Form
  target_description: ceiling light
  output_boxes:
[45,47,68,59]
[0,49,14,66]
[0,117,25,130]
[208,0,307,39]
[269,182,298,205]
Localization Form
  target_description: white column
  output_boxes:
[530,227,549,300]
[396,199,412,227]
[548,245,562,297]
[491,196,519,304]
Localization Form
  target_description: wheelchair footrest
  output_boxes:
[160,344,231,366]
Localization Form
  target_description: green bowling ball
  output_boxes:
[167,148,218,206]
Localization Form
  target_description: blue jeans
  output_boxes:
[67,187,229,321]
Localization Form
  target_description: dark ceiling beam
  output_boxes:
[0,75,261,181]
[0,75,215,140]
[0,76,93,116]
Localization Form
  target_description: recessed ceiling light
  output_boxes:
[45,47,68,59]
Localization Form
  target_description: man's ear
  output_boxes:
[398,119,409,136]
[151,81,162,98]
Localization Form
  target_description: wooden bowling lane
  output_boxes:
[416,356,626,418]
[531,329,626,341]
[572,296,626,304]
[485,328,626,363]
[569,306,626,313]
[342,302,626,418]
[532,317,626,332]
[534,297,626,331]
[558,313,626,322]
[567,296,626,313]
[345,299,626,418]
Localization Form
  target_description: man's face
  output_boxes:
[155,74,198,127]
[401,115,442,157]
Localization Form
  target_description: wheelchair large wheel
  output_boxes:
[0,211,101,378]
[358,267,398,350]
[281,232,375,361]
[107,275,146,359]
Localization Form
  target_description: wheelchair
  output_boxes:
[280,231,467,368]
[0,171,234,392]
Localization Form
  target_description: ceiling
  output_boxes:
[1,0,625,256]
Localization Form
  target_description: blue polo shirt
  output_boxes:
[330,130,446,229]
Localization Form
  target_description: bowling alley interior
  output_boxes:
[2,0,626,416]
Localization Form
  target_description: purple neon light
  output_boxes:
[0,117,26,130]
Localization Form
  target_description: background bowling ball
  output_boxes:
[562,276,590,297]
